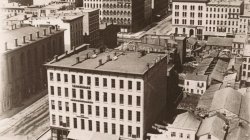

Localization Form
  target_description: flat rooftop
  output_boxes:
[207,1,242,6]
[1,26,64,54]
[45,49,167,75]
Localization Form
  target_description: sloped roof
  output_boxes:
[185,74,208,81]
[197,115,226,140]
[210,59,229,82]
[169,112,201,131]
[209,87,242,115]
[187,37,197,46]
[239,90,250,123]
[227,121,250,140]
[207,37,233,47]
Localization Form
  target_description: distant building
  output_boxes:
[8,0,33,6]
[0,2,27,14]
[99,23,119,49]
[25,14,84,51]
[0,25,65,113]
[209,87,241,117]
[167,112,201,140]
[241,44,250,81]
[44,49,168,140]
[184,74,208,95]
[82,0,147,33]
[232,34,247,55]
[206,37,234,51]
[196,115,227,140]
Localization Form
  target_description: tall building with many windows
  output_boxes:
[0,25,65,113]
[45,48,168,140]
[172,0,245,40]
[82,0,147,33]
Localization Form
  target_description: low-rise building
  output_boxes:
[0,2,27,14]
[206,37,234,51]
[0,25,65,113]
[167,112,201,140]
[184,74,208,95]
[99,23,119,49]
[232,34,247,55]
[196,115,227,140]
[44,49,169,140]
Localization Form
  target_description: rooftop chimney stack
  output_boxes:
[23,36,26,44]
[49,27,52,34]
[86,53,89,59]
[29,34,33,41]
[65,51,68,55]
[54,55,58,62]
[15,38,18,47]
[99,59,102,66]
[76,57,80,63]
[107,55,111,61]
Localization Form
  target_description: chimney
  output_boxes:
[11,25,14,30]
[232,65,235,71]
[76,57,80,63]
[23,36,26,44]
[36,31,40,38]
[65,51,68,55]
[147,63,150,69]
[54,55,58,61]
[86,53,89,59]
[107,55,111,61]
[15,38,18,47]
[99,59,102,66]
[14,24,16,29]
[43,29,47,36]
[93,49,96,54]
[73,46,76,51]
[5,42,8,50]
[29,34,33,41]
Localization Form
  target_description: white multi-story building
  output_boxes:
[184,74,208,95]
[172,0,208,40]
[172,0,247,40]
[45,48,168,140]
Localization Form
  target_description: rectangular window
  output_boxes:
[64,74,68,82]
[103,92,107,102]
[120,125,124,136]
[58,87,61,96]
[95,91,99,101]
[137,96,141,106]
[95,77,99,86]
[57,73,61,81]
[88,120,92,131]
[96,106,100,116]
[66,117,70,127]
[111,79,115,88]
[120,109,124,120]
[104,122,108,133]
[128,95,132,105]
[128,126,132,137]
[112,108,116,118]
[65,88,68,97]
[72,89,76,98]
[52,114,56,125]
[58,101,62,110]
[87,76,91,85]
[104,107,107,117]
[136,111,140,122]
[120,94,124,104]
[50,86,54,95]
[171,132,176,137]
[136,127,140,138]
[112,123,116,134]
[88,90,91,100]
[66,102,69,112]
[59,116,62,126]
[50,72,53,81]
[80,104,84,114]
[81,119,85,129]
[120,80,124,89]
[103,78,107,87]
[51,100,55,110]
[96,121,100,132]
[72,75,75,83]
[79,76,83,84]
[128,81,132,90]
[80,90,84,99]
[137,82,141,91]
[128,110,132,121]
[73,103,77,113]
[88,105,92,115]
[112,93,115,103]
[74,118,77,128]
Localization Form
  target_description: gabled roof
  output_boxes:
[209,87,242,115]
[207,37,233,47]
[239,90,250,123]
[227,121,250,140]
[168,112,201,131]
[185,74,208,82]
[197,115,226,140]
[187,37,197,46]
[210,59,229,82]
